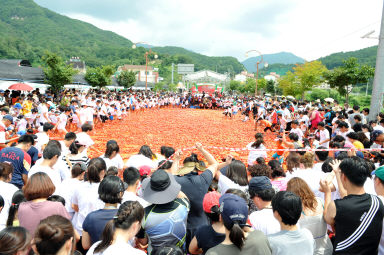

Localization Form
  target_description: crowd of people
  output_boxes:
[0,88,384,255]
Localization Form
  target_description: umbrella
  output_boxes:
[8,83,33,91]
[324,98,334,103]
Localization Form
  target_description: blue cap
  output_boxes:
[3,115,13,124]
[249,176,272,192]
[14,103,22,109]
[219,193,248,226]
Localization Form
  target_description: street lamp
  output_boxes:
[245,50,268,97]
[132,42,158,92]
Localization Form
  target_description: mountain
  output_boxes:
[153,46,244,74]
[242,52,305,73]
[318,46,377,69]
[0,0,244,75]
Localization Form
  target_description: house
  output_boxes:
[234,71,254,83]
[117,65,159,84]
[66,57,86,74]
[0,59,45,82]
[264,72,280,82]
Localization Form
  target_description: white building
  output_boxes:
[264,72,280,82]
[117,65,159,83]
[234,71,254,83]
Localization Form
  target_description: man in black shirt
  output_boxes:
[321,157,384,254]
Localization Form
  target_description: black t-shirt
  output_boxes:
[195,225,225,254]
[175,170,213,229]
[334,193,384,254]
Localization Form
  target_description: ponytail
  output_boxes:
[69,141,80,155]
[229,222,245,250]
[6,203,20,227]
[87,164,101,183]
[252,137,264,148]
[94,220,115,253]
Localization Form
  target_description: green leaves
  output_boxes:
[323,57,375,96]
[41,52,77,93]
[117,70,136,88]
[85,65,115,87]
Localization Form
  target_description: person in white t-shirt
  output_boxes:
[76,123,96,156]
[37,101,50,125]
[125,145,157,170]
[54,107,71,136]
[86,201,146,255]
[0,162,19,230]
[317,122,330,148]
[72,158,106,235]
[248,176,280,235]
[28,145,62,189]
[101,140,124,171]
[290,120,304,142]
[35,123,54,155]
[55,162,86,218]
[78,104,88,126]
[122,167,150,208]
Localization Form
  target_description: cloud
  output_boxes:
[34,0,383,61]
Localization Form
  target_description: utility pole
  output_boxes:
[369,1,384,120]
[172,63,174,84]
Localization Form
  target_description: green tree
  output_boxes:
[117,70,136,88]
[229,80,241,91]
[167,83,178,92]
[293,61,327,99]
[277,61,327,99]
[154,82,164,92]
[266,79,275,94]
[41,52,77,93]
[323,57,374,105]
[257,78,267,91]
[85,65,115,87]
[245,78,256,94]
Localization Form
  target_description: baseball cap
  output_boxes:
[249,176,273,192]
[13,103,22,109]
[374,166,384,181]
[219,193,249,227]
[75,136,88,146]
[203,191,221,213]
[139,165,151,176]
[3,115,13,124]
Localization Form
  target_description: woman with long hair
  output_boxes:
[287,177,332,255]
[101,140,124,172]
[246,133,267,166]
[0,162,18,229]
[206,193,271,255]
[125,145,157,169]
[34,215,76,255]
[216,159,249,195]
[6,190,26,227]
[87,201,146,255]
[0,226,31,255]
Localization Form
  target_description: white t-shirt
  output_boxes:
[286,168,325,200]
[290,128,304,142]
[76,132,94,148]
[249,208,280,235]
[38,105,49,123]
[0,181,18,230]
[124,154,157,170]
[218,174,248,195]
[319,129,330,148]
[86,107,95,122]
[122,191,150,208]
[56,178,82,215]
[87,241,145,255]
[35,132,50,155]
[57,113,68,130]
[101,154,124,170]
[28,164,62,189]
[72,182,104,235]
[246,142,267,166]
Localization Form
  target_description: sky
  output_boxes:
[34,0,383,62]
